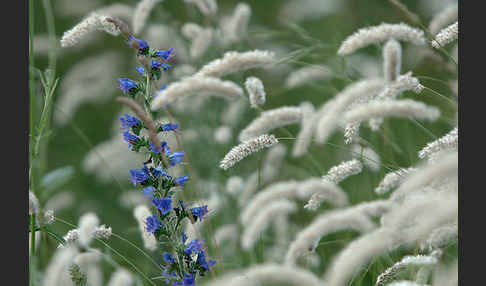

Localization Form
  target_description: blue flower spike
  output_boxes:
[146,215,162,233]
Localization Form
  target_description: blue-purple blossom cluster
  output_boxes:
[115,34,214,285]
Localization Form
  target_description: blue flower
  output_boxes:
[159,84,167,91]
[155,48,174,60]
[169,151,185,166]
[128,36,149,54]
[123,131,141,149]
[184,239,204,255]
[151,60,162,70]
[120,114,141,130]
[196,252,216,271]
[151,166,167,178]
[182,232,188,244]
[129,166,150,186]
[173,281,182,286]
[146,215,162,233]
[162,141,171,155]
[161,63,172,72]
[161,123,179,132]
[152,197,172,215]
[175,175,190,187]
[190,205,208,221]
[136,66,145,76]
[183,273,195,286]
[142,186,155,200]
[163,252,175,264]
[118,78,138,95]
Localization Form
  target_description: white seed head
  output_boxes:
[94,225,112,239]
[184,0,218,15]
[285,202,380,265]
[132,0,163,35]
[351,145,381,172]
[420,222,458,251]
[376,253,438,286]
[285,65,332,88]
[431,21,458,49]
[195,50,275,78]
[151,76,243,110]
[292,102,316,157]
[342,99,440,125]
[240,180,298,225]
[245,77,266,108]
[220,134,279,170]
[44,209,55,225]
[214,224,238,246]
[42,246,79,286]
[226,176,244,195]
[203,264,322,286]
[338,23,425,56]
[383,39,402,83]
[418,127,458,160]
[78,213,100,248]
[301,178,349,210]
[219,3,252,45]
[241,199,296,250]
[214,126,233,144]
[60,13,120,47]
[107,268,134,286]
[315,78,385,144]
[239,106,302,141]
[375,168,416,195]
[322,159,363,184]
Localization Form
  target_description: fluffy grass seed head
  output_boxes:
[220,134,279,170]
[107,268,134,286]
[151,76,243,110]
[285,65,332,88]
[376,253,439,286]
[418,127,458,160]
[214,126,233,144]
[44,209,55,225]
[342,99,440,126]
[184,0,218,16]
[420,222,458,251]
[240,180,298,225]
[284,203,379,265]
[239,106,302,141]
[337,23,426,56]
[78,213,100,248]
[292,102,316,157]
[375,168,416,195]
[245,76,266,108]
[204,264,322,286]
[226,176,244,195]
[60,13,120,47]
[42,246,79,286]
[351,144,381,172]
[241,199,297,250]
[315,78,385,144]
[132,0,163,35]
[195,50,276,78]
[431,21,458,49]
[322,159,363,184]
[383,39,402,83]
[219,2,252,45]
[299,178,349,210]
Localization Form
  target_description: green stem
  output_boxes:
[30,214,36,286]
